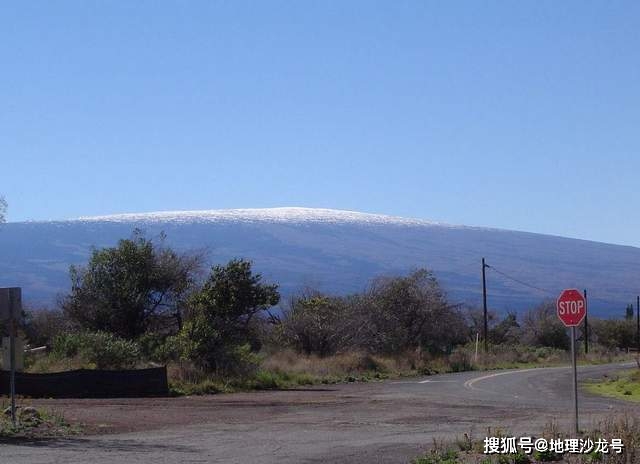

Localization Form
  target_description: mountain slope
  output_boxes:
[1,207,638,316]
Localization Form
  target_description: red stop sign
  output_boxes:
[557,289,586,327]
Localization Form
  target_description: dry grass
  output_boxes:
[166,362,231,395]
[245,344,633,394]
[26,354,94,373]
[590,415,640,463]
[262,349,397,378]
[412,415,640,463]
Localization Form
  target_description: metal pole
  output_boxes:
[571,325,579,434]
[474,332,479,363]
[9,290,17,428]
[482,258,488,353]
[583,289,588,354]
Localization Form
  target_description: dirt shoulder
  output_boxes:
[12,387,354,435]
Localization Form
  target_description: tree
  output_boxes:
[592,318,636,351]
[467,307,498,342]
[178,259,280,374]
[0,196,6,223]
[626,304,635,320]
[23,307,71,347]
[489,313,522,345]
[61,231,201,339]
[363,269,467,354]
[277,270,468,356]
[282,292,352,356]
[521,300,570,349]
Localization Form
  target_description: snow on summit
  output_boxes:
[6,207,638,314]
[73,207,438,226]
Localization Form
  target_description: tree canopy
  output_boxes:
[178,259,280,374]
[0,196,6,223]
[61,231,201,339]
[280,269,467,356]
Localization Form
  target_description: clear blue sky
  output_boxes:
[2,1,639,246]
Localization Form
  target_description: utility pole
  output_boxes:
[636,295,639,354]
[583,289,589,354]
[482,257,488,353]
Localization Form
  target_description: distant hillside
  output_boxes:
[1,207,638,317]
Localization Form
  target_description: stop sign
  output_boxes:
[557,289,586,327]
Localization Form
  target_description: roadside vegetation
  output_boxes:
[1,231,638,396]
[411,415,640,464]
[585,369,640,403]
[0,401,80,438]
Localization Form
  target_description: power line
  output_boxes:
[485,264,556,296]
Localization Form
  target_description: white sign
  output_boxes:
[1,337,24,372]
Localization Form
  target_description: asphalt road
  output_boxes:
[1,362,638,464]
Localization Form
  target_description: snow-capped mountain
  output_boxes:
[2,207,639,316]
[75,207,433,225]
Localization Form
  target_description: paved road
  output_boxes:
[2,363,638,464]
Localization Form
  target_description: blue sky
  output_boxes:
[2,1,639,246]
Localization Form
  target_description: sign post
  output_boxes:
[557,288,587,434]
[0,288,21,427]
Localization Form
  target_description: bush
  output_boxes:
[281,294,352,356]
[591,319,636,351]
[138,332,180,363]
[279,270,468,357]
[52,332,141,369]
[448,351,473,372]
[521,301,570,350]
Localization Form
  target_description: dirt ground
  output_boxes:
[21,388,355,435]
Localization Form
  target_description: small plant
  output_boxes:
[582,450,603,463]
[511,452,530,464]
[455,432,474,452]
[0,403,80,438]
[495,452,530,464]
[533,449,561,462]
[413,449,459,464]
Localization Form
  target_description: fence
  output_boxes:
[0,367,168,398]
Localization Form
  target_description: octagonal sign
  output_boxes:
[557,288,586,327]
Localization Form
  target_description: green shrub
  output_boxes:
[251,370,281,390]
[512,452,530,464]
[533,449,560,462]
[169,378,228,396]
[138,332,180,363]
[52,332,141,369]
[497,453,530,464]
[413,449,459,464]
